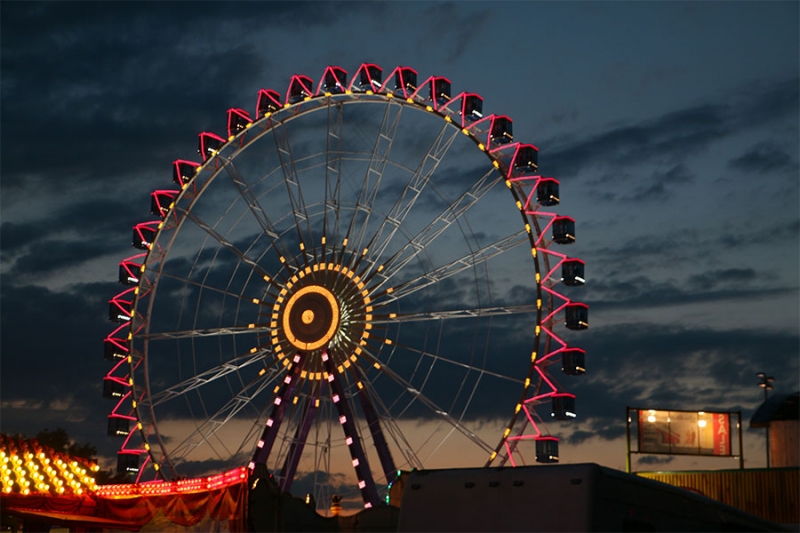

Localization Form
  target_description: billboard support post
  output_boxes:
[737,411,744,470]
[625,407,632,474]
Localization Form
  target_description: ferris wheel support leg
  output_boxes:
[279,388,319,493]
[250,353,306,467]
[322,352,380,507]
[356,377,397,483]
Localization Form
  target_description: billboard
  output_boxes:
[637,409,731,456]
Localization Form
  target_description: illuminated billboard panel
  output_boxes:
[638,409,731,456]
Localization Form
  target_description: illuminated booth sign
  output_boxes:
[626,407,744,473]
[637,409,732,456]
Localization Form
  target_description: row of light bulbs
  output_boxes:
[0,448,98,496]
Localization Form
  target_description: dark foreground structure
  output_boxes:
[246,463,791,532]
[390,463,789,532]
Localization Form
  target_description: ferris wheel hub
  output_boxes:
[282,285,340,351]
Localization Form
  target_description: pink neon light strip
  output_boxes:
[522,405,543,437]
[543,258,566,283]
[436,90,466,113]
[537,347,566,364]
[486,116,513,152]
[524,182,541,212]
[316,66,348,95]
[110,391,134,418]
[539,325,568,350]
[541,301,569,324]
[347,63,380,93]
[504,441,517,467]
[104,323,129,349]
[542,284,571,302]
[463,112,494,136]
[136,454,150,483]
[533,215,558,246]
[105,357,129,379]
[435,91,482,128]
[534,366,559,395]
[505,145,539,178]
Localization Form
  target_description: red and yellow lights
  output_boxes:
[95,466,247,498]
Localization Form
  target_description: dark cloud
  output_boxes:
[544,103,729,177]
[686,268,756,291]
[728,141,798,174]
[541,77,799,178]
[0,2,370,192]
[620,164,695,203]
[636,455,675,466]
[0,281,124,458]
[1,197,146,278]
[584,273,793,313]
[588,217,800,275]
[571,322,800,421]
[418,3,493,64]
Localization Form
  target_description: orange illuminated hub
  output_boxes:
[282,285,340,351]
[271,263,372,364]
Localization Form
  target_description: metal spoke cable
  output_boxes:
[142,325,271,341]
[369,169,501,282]
[377,230,529,303]
[356,124,460,274]
[166,366,286,467]
[339,101,403,266]
[144,348,275,407]
[376,302,540,323]
[272,122,317,262]
[358,345,494,454]
[391,341,523,384]
[180,208,278,280]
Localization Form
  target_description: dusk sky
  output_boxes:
[1,0,798,505]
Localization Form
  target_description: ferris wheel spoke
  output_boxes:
[273,122,316,262]
[348,365,423,471]
[180,207,276,280]
[379,303,539,323]
[158,270,275,305]
[377,230,529,303]
[339,100,403,265]
[332,344,421,472]
[165,366,286,468]
[322,101,345,261]
[391,342,524,385]
[369,169,502,280]
[279,382,321,493]
[144,349,277,407]
[356,124,461,272]
[222,159,294,260]
[142,324,271,341]
[359,345,494,454]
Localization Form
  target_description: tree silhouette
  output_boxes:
[35,428,97,461]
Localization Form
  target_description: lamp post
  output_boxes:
[756,372,774,468]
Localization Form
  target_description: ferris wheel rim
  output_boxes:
[105,64,586,504]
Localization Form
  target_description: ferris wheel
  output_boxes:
[103,64,588,509]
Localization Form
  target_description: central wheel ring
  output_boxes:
[282,285,340,351]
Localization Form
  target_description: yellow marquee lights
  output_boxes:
[0,436,98,496]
